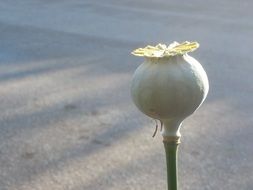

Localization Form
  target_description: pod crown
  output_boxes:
[132,41,199,58]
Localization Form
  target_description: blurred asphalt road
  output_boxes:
[0,0,253,190]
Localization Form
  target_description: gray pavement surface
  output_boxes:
[0,0,253,190]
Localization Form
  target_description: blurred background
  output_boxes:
[0,0,252,189]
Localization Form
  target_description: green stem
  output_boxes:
[164,141,179,190]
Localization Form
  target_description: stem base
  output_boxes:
[163,138,180,190]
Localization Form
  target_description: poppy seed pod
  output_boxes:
[131,42,209,138]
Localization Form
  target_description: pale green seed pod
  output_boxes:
[131,42,209,138]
